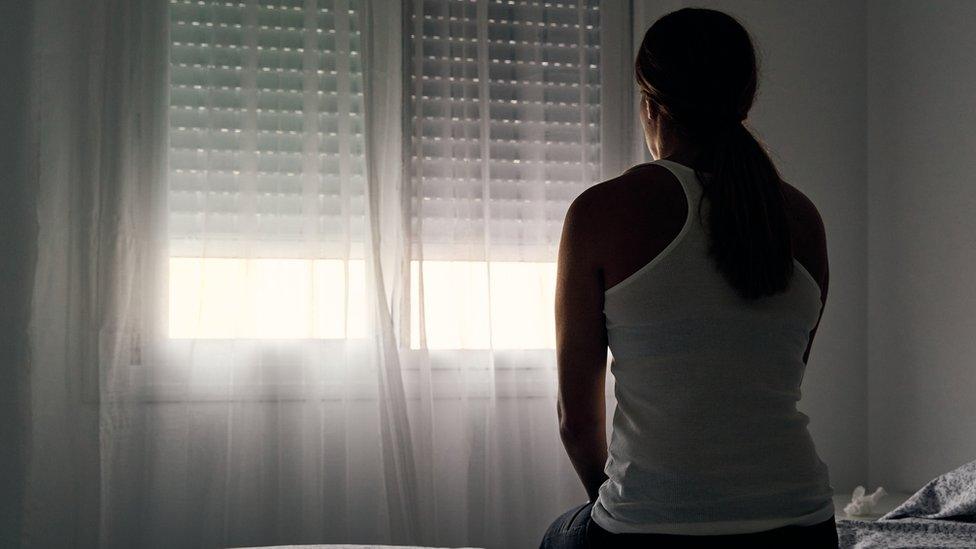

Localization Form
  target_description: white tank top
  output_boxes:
[590,159,835,535]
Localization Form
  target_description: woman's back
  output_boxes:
[594,160,828,305]
[586,158,835,535]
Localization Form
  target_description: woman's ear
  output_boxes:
[642,95,658,127]
[641,95,652,121]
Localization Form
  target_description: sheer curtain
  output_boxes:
[24,0,170,546]
[397,1,618,546]
[17,0,635,548]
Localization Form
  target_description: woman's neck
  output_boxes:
[658,145,708,173]
[652,123,714,172]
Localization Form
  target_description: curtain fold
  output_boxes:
[360,0,417,536]
[25,0,170,546]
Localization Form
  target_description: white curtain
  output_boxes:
[23,0,169,546]
[15,0,635,548]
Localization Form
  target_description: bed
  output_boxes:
[836,458,976,548]
[235,461,976,549]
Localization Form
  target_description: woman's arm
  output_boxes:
[554,190,610,502]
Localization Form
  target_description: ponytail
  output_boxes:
[636,8,794,300]
[694,122,793,300]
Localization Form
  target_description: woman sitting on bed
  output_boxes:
[540,7,838,549]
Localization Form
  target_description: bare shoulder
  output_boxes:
[781,180,822,219]
[568,163,675,215]
[780,181,825,245]
[780,180,828,293]
[564,163,673,238]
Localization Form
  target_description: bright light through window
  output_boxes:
[169,258,367,339]
[169,259,557,349]
[409,261,557,350]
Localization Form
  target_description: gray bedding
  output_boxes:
[837,459,976,548]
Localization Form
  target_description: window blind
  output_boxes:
[168,0,366,259]
[407,0,601,262]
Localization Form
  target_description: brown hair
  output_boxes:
[636,7,793,300]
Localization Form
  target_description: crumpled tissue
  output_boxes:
[843,485,887,516]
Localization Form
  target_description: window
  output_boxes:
[409,260,557,349]
[166,0,603,348]
[167,0,367,339]
[406,0,601,349]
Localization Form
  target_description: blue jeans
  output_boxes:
[540,502,840,548]
[539,502,593,549]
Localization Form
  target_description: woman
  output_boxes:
[540,7,838,549]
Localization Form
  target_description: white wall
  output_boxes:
[867,0,976,492]
[634,1,870,494]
